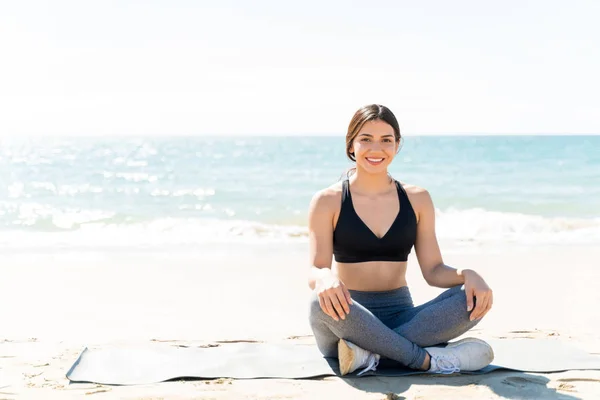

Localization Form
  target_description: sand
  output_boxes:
[1,241,600,399]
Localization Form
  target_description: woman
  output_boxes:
[307,104,494,376]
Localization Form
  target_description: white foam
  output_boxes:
[435,208,600,244]
[0,208,598,251]
[0,218,307,251]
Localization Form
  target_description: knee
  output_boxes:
[308,290,349,326]
[448,284,465,296]
[308,290,328,322]
[441,285,478,322]
[448,285,468,306]
[449,285,488,324]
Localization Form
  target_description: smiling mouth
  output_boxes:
[365,157,385,165]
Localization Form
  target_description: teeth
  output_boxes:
[367,158,383,162]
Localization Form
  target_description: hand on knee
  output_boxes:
[310,284,352,322]
[309,291,348,323]
[309,292,327,319]
[463,272,493,321]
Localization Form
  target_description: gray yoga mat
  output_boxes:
[66,339,600,385]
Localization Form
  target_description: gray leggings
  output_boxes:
[308,285,481,370]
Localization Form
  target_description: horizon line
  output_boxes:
[1,132,599,138]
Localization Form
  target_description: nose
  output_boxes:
[369,141,384,152]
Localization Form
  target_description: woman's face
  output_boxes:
[349,119,398,173]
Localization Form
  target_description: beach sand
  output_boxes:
[1,242,600,399]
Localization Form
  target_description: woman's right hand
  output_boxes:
[315,274,353,321]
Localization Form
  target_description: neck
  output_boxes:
[349,166,393,194]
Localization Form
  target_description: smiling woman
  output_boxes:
[340,108,402,183]
[346,105,401,167]
[307,104,495,377]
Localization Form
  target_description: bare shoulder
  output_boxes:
[400,181,430,198]
[309,181,344,213]
[398,181,434,213]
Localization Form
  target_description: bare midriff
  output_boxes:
[334,261,408,291]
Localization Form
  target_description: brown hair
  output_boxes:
[345,104,402,162]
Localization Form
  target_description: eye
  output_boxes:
[383,138,392,143]
[360,138,370,142]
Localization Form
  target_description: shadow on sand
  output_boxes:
[339,371,581,400]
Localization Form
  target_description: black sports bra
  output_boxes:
[333,179,417,263]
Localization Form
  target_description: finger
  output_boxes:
[471,293,488,321]
[481,293,494,318]
[465,286,475,312]
[342,285,353,306]
[329,293,347,320]
[473,293,487,319]
[321,296,338,321]
[318,295,329,317]
[477,296,492,320]
[336,289,350,314]
[469,293,481,320]
[482,300,492,319]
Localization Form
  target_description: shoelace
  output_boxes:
[356,353,380,376]
[432,354,460,374]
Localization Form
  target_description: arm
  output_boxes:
[413,187,493,320]
[307,189,336,290]
[413,188,471,288]
[307,189,352,321]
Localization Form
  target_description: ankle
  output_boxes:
[421,352,431,371]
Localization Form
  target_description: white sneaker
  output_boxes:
[338,339,381,376]
[425,337,494,374]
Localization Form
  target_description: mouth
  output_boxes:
[365,157,385,166]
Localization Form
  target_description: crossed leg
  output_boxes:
[308,285,481,370]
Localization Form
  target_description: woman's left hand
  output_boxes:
[463,270,493,321]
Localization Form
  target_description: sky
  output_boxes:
[1,0,599,136]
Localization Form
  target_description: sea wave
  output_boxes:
[435,208,600,243]
[0,218,307,250]
[0,207,598,249]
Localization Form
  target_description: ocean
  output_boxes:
[1,135,599,250]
